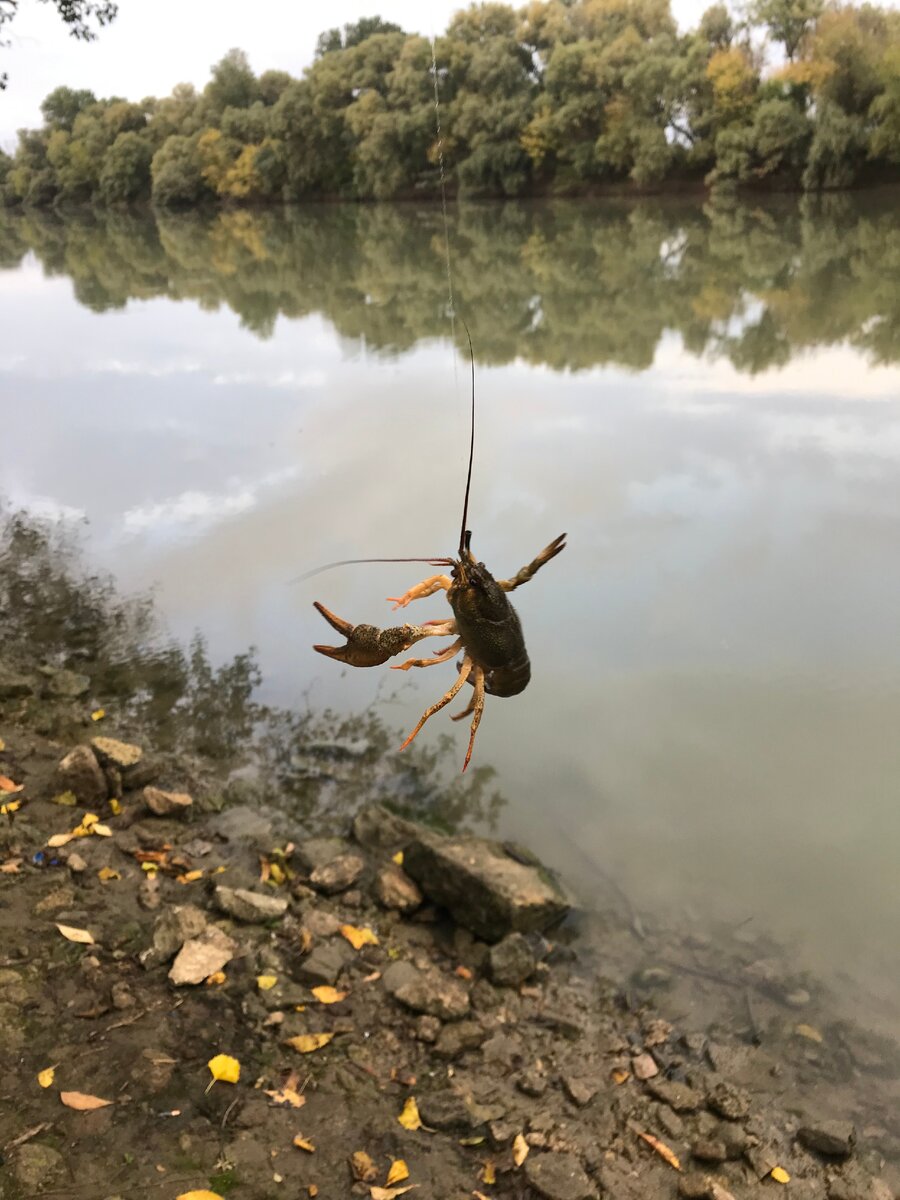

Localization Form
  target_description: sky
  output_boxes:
[0,0,718,147]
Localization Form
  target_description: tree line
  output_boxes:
[2,193,896,369]
[1,0,898,207]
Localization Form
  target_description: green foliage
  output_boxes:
[40,85,97,130]
[749,0,823,60]
[99,131,153,203]
[204,49,260,116]
[150,135,211,207]
[315,15,405,58]
[802,101,867,190]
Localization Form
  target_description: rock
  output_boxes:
[0,667,37,698]
[374,863,423,913]
[295,942,352,986]
[415,1015,441,1042]
[797,1121,856,1158]
[47,669,91,698]
[352,803,420,850]
[435,1020,487,1059]
[67,852,88,874]
[562,1075,598,1107]
[54,744,107,805]
[111,981,135,1009]
[404,833,570,942]
[634,966,673,989]
[691,1139,728,1163]
[303,910,343,939]
[143,785,193,816]
[169,926,237,985]
[632,1052,659,1080]
[91,736,143,770]
[707,1081,750,1121]
[417,1089,473,1131]
[207,805,273,846]
[489,931,537,986]
[517,1069,549,1097]
[140,904,208,968]
[34,884,76,914]
[382,960,470,1020]
[523,1151,595,1200]
[646,1078,704,1113]
[214,886,288,923]
[11,1142,66,1192]
[679,1175,736,1200]
[309,852,365,894]
[295,837,352,871]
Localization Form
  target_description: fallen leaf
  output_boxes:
[207,1054,240,1087]
[341,924,379,950]
[286,1033,335,1054]
[392,850,404,865]
[308,1187,318,1198]
[370,1188,418,1200]
[51,790,78,806]
[770,1167,791,1184]
[265,1086,306,1109]
[1,857,23,873]
[479,1161,496,1184]
[1,799,21,816]
[611,1067,630,1085]
[177,870,203,884]
[47,832,74,847]
[350,1151,378,1182]
[455,965,473,980]
[298,927,313,954]
[56,924,95,945]
[311,985,347,1004]
[795,1023,823,1043]
[0,775,23,793]
[512,1133,529,1167]
[386,1159,410,1185]
[0,736,5,751]
[91,708,105,722]
[97,867,121,883]
[473,1193,493,1200]
[38,1067,56,1088]
[637,1131,681,1171]
[60,1091,112,1110]
[458,1136,485,1146]
[397,1097,423,1131]
[257,974,278,990]
[293,1134,316,1153]
[205,971,226,986]
[92,822,112,837]
[109,797,122,815]
[269,861,286,885]
[176,1192,225,1200]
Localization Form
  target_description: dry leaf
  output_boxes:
[350,1151,378,1182]
[91,708,106,722]
[286,1033,334,1054]
[298,927,314,954]
[109,797,122,815]
[795,1023,823,1043]
[1,799,21,816]
[512,1133,529,1167]
[38,1066,56,1088]
[92,822,112,837]
[207,1054,240,1086]
[611,1067,630,1085]
[637,1131,681,1171]
[293,1134,316,1153]
[205,971,226,986]
[480,1161,496,1184]
[473,1193,493,1200]
[51,790,78,806]
[177,870,203,884]
[308,1188,318,1198]
[770,1167,791,1184]
[392,850,404,865]
[256,974,278,990]
[47,832,74,847]
[386,1159,410,1185]
[265,1086,306,1109]
[0,775,23,793]
[56,924,95,945]
[311,985,347,1004]
[397,1097,423,1131]
[0,736,5,751]
[458,1136,485,1146]
[340,924,379,950]
[97,867,121,883]
[60,1091,112,1111]
[455,965,473,980]
[176,1192,225,1200]
[1,857,22,873]
[370,1188,418,1200]
[269,861,286,885]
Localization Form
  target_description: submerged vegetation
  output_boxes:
[0,191,897,370]
[1,0,899,206]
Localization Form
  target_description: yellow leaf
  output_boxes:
[265,1086,306,1109]
[350,1151,379,1182]
[611,1067,630,1085]
[311,986,347,1004]
[370,1188,418,1200]
[109,797,122,815]
[91,708,106,721]
[97,867,121,883]
[177,1192,225,1200]
[480,1161,496,1184]
[0,775,23,793]
[257,974,278,990]
[637,1131,681,1171]
[386,1159,410,1185]
[47,832,74,847]
[269,861,286,885]
[51,790,78,806]
[308,1187,318,1198]
[397,1097,423,1131]
[771,1167,791,1184]
[286,1033,334,1054]
[56,924,95,945]
[340,924,379,950]
[0,736,5,751]
[795,1023,823,1043]
[205,971,226,986]
[177,870,204,884]
[0,857,22,873]
[60,1090,112,1110]
[293,1133,316,1153]
[92,822,112,837]
[513,1133,529,1167]
[38,1066,56,1088]
[207,1054,240,1086]
[392,850,404,865]
[1,799,21,816]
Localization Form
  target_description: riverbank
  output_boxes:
[2,670,898,1200]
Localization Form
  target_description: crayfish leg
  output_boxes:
[392,637,463,672]
[497,533,567,593]
[454,665,486,773]
[399,654,472,752]
[388,574,453,611]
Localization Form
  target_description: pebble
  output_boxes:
[707,1081,750,1121]
[632,1052,659,1080]
[143,785,193,816]
[54,744,107,805]
[435,1019,487,1059]
[646,1077,704,1112]
[67,852,88,873]
[12,1142,66,1190]
[489,931,537,987]
[797,1120,856,1157]
[523,1151,595,1200]
[517,1068,549,1097]
[374,863,423,913]
[169,926,237,985]
[91,735,143,769]
[309,852,365,894]
[382,960,470,1020]
[214,885,289,923]
[562,1075,598,1107]
[295,942,352,986]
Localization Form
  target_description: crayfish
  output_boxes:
[310,331,566,771]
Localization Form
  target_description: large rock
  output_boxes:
[352,803,421,850]
[143,785,193,817]
[53,744,107,805]
[374,863,423,913]
[214,886,288,923]
[309,853,365,894]
[797,1120,856,1158]
[382,960,470,1020]
[91,735,143,770]
[524,1152,595,1200]
[169,926,237,985]
[140,904,208,968]
[403,834,570,942]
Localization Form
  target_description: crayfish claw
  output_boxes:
[312,602,438,668]
[313,600,355,637]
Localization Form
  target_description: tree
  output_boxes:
[99,130,153,202]
[203,49,259,116]
[40,85,97,130]
[749,0,823,61]
[150,135,211,207]
[315,15,404,58]
[0,1,117,89]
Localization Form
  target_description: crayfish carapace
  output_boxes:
[311,329,566,771]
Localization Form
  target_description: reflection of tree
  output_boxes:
[0,191,897,371]
[0,506,503,832]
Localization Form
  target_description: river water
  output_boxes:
[1,193,899,1035]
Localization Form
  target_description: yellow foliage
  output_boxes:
[219,143,263,200]
[707,48,757,121]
